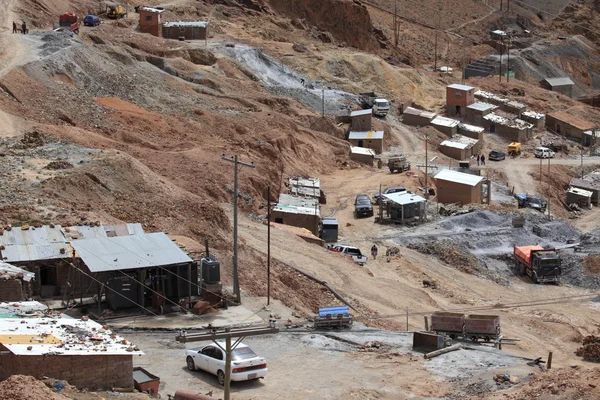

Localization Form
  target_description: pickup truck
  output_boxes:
[327,245,368,265]
[514,245,561,284]
[359,92,390,117]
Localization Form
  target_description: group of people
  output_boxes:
[12,21,28,34]
[476,154,486,166]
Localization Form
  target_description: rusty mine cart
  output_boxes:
[314,306,353,329]
[431,312,500,343]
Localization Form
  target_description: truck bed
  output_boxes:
[514,245,544,264]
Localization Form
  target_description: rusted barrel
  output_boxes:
[174,390,221,400]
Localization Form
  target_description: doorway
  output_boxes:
[358,140,364,147]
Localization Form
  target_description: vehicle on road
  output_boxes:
[507,142,521,157]
[186,343,267,385]
[354,194,373,218]
[514,245,561,284]
[58,12,80,34]
[534,146,555,159]
[359,92,390,117]
[314,306,353,329]
[83,14,100,26]
[488,149,506,161]
[106,3,127,19]
[515,194,547,212]
[372,186,406,205]
[327,245,368,265]
[388,155,411,173]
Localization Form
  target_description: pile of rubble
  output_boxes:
[575,335,600,362]
[407,240,482,275]
[0,375,67,400]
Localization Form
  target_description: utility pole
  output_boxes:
[321,89,325,118]
[425,131,429,199]
[499,34,503,83]
[507,35,510,82]
[434,31,438,72]
[393,1,399,47]
[581,147,585,179]
[547,157,551,218]
[221,155,255,304]
[176,325,279,400]
[266,185,271,306]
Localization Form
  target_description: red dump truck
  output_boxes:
[514,245,561,284]
[431,312,500,342]
[58,12,80,34]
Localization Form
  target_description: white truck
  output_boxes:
[327,244,368,265]
[359,92,390,117]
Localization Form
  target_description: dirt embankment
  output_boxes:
[267,0,381,51]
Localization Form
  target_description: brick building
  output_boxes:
[546,111,596,143]
[431,116,459,136]
[162,21,208,40]
[465,102,497,126]
[520,111,546,130]
[139,7,164,37]
[0,317,143,389]
[438,135,481,161]
[541,77,575,98]
[348,130,384,153]
[446,84,475,117]
[483,113,533,142]
[402,107,436,127]
[0,262,34,301]
[350,109,372,131]
[270,194,320,235]
[434,169,486,205]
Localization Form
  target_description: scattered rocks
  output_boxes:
[44,161,74,170]
[575,335,600,362]
[292,43,308,53]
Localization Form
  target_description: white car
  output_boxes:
[534,147,555,159]
[186,342,268,385]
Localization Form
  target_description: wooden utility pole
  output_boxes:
[499,35,503,83]
[267,185,271,306]
[507,35,511,82]
[176,325,279,400]
[221,155,255,304]
[393,1,399,47]
[425,131,429,199]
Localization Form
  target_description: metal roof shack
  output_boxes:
[348,131,384,140]
[278,193,319,209]
[0,225,70,263]
[141,6,164,13]
[491,29,507,36]
[435,170,484,186]
[431,116,460,128]
[163,21,208,27]
[272,204,318,216]
[467,102,497,112]
[440,136,478,150]
[0,262,34,282]
[544,77,574,87]
[448,83,474,91]
[70,232,193,273]
[568,187,593,197]
[547,111,596,132]
[570,178,600,204]
[458,123,485,134]
[350,109,372,117]
[383,192,425,206]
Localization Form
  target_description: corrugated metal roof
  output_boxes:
[491,29,507,36]
[0,225,69,262]
[0,262,34,281]
[70,233,192,273]
[467,102,497,112]
[448,83,474,91]
[440,140,470,150]
[544,77,574,87]
[141,7,164,13]
[63,223,145,240]
[435,169,484,186]
[272,204,319,216]
[570,178,600,190]
[459,123,485,133]
[383,192,425,206]
[0,317,143,356]
[350,146,376,156]
[163,21,208,27]
[432,116,460,128]
[278,194,319,209]
[568,187,593,197]
[348,131,384,140]
[105,223,145,237]
[350,109,372,117]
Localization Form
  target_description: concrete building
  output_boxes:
[139,7,165,37]
[521,111,546,130]
[382,191,426,224]
[350,146,376,166]
[431,116,460,136]
[271,194,320,235]
[350,109,372,131]
[465,102,497,126]
[402,107,436,127]
[541,77,575,98]
[546,111,596,142]
[0,316,143,389]
[483,113,533,142]
[566,187,592,209]
[569,178,600,205]
[434,169,485,205]
[348,130,384,154]
[0,262,34,302]
[501,100,526,117]
[439,135,481,160]
[162,21,208,40]
[458,123,485,141]
[446,84,475,117]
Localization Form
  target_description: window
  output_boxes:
[201,346,223,360]
[180,27,185,33]
[232,347,258,361]
[145,15,153,21]
[455,91,461,97]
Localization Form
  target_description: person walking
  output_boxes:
[371,244,378,260]
[476,154,480,166]
[12,21,17,33]
[21,21,27,34]
[480,154,486,166]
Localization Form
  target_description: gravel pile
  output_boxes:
[0,375,68,400]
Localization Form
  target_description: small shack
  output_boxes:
[474,90,509,107]
[458,123,484,141]
[350,146,375,166]
[383,192,426,224]
[465,102,497,126]
[320,217,338,243]
[546,111,596,143]
[350,109,372,131]
[541,77,575,98]
[521,111,546,130]
[271,194,320,235]
[402,107,436,126]
[483,113,533,142]
[446,84,475,117]
[569,178,600,205]
[288,176,325,203]
[439,135,481,160]
[501,100,526,117]
[431,116,459,136]
[348,131,384,154]
[434,169,485,205]
[162,21,208,40]
[0,316,143,389]
[0,262,34,302]
[139,7,165,37]
[566,187,592,209]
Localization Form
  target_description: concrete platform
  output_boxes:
[108,305,264,330]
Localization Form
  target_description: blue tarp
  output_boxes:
[319,306,350,318]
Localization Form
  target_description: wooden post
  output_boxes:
[547,351,553,370]
[424,316,429,331]
[267,185,271,306]
[406,308,409,331]
[224,334,232,400]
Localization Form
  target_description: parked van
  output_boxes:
[534,147,555,159]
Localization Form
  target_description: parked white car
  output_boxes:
[534,147,555,159]
[186,343,268,385]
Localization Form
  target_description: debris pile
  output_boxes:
[0,375,68,400]
[18,131,46,149]
[407,241,482,275]
[575,335,600,362]
[493,373,521,385]
[44,160,74,170]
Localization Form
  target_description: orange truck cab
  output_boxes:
[513,245,561,284]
